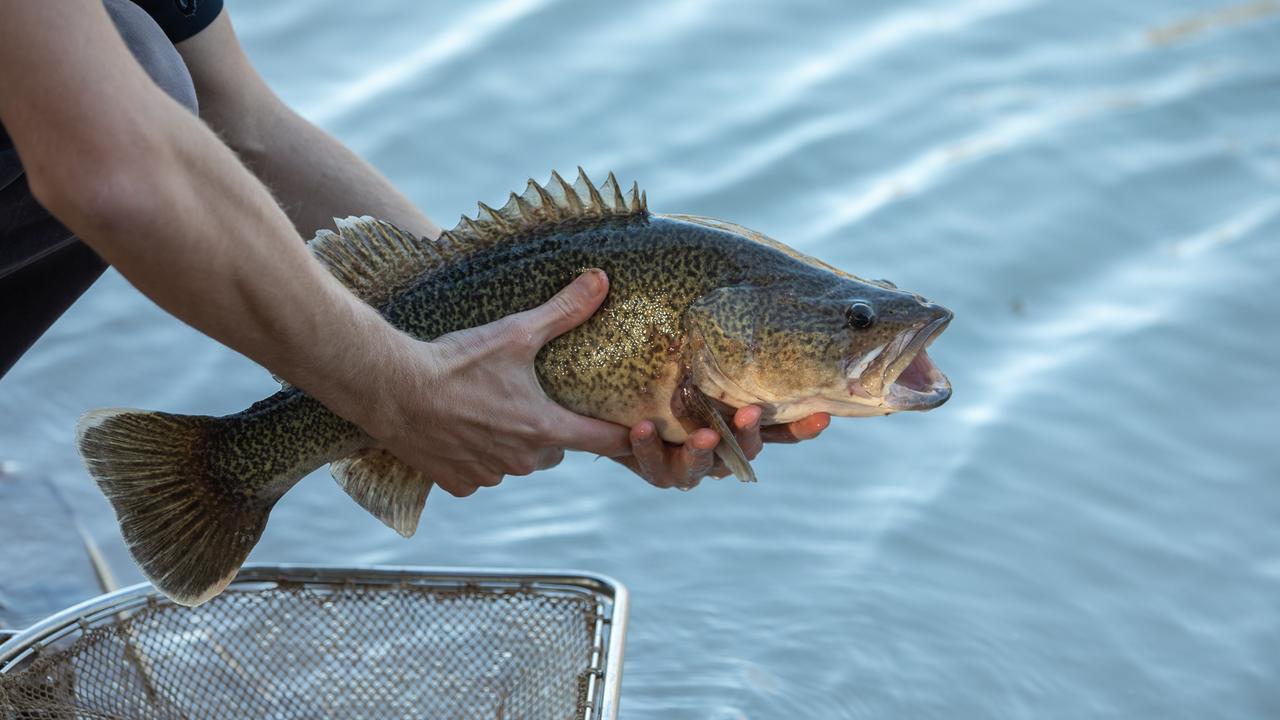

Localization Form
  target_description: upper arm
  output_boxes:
[176,10,282,143]
[0,1,184,206]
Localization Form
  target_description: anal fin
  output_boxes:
[331,449,431,537]
[681,386,757,483]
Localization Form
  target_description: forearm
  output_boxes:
[176,13,439,241]
[219,103,440,241]
[0,2,422,427]
[37,98,406,421]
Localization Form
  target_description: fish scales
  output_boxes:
[76,168,954,606]
[209,217,751,494]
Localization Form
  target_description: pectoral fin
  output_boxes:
[681,386,757,483]
[330,449,431,537]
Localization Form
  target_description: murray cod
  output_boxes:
[77,169,953,606]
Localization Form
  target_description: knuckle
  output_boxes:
[444,328,489,355]
[507,458,538,476]
[690,458,713,480]
[531,416,557,441]
[445,483,476,498]
[549,292,581,322]
[634,455,660,479]
[495,319,533,349]
[540,448,566,470]
[638,466,668,487]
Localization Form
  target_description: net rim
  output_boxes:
[0,563,629,720]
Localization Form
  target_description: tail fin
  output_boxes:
[77,409,272,607]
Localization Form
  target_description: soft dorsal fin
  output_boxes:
[306,168,648,305]
[308,216,440,306]
[664,213,866,283]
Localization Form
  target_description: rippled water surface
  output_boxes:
[3,0,1280,717]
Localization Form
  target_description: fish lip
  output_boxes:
[865,312,951,410]
[885,354,951,410]
[882,313,951,390]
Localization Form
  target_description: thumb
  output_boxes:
[521,269,609,347]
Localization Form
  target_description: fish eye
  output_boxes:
[845,302,875,330]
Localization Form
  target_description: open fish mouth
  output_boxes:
[884,313,951,409]
[850,313,952,410]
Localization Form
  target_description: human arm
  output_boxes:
[168,7,832,489]
[1,0,822,494]
[173,12,441,240]
[0,0,627,495]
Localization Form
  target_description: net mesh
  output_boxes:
[0,581,603,719]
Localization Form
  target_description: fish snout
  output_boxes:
[912,293,952,318]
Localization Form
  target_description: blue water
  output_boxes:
[3,0,1279,717]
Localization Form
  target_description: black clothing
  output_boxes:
[129,0,224,43]
[0,0,213,378]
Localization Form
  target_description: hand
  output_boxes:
[358,269,630,497]
[614,407,831,490]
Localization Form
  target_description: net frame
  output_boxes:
[0,564,628,719]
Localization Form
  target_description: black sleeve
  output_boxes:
[128,0,224,43]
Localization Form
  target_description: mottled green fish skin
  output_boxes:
[219,213,946,501]
[77,174,953,606]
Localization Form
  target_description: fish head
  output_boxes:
[685,276,953,421]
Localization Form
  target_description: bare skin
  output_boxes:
[622,408,832,490]
[0,1,826,497]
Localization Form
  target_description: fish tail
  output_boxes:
[76,408,276,607]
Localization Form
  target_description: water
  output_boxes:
[3,0,1279,717]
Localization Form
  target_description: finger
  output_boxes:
[434,475,480,498]
[631,421,674,488]
[676,429,718,486]
[732,405,763,460]
[536,447,565,471]
[436,463,504,495]
[760,413,831,444]
[789,413,832,441]
[469,463,506,488]
[515,269,609,348]
[705,452,733,478]
[610,455,645,479]
[550,410,632,458]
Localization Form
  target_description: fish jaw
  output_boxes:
[883,348,951,410]
[853,311,953,412]
[686,337,891,424]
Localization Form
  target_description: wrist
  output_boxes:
[298,312,435,441]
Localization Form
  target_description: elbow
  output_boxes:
[28,150,166,236]
[204,102,280,167]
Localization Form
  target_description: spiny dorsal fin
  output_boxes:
[307,170,647,306]
[307,216,440,306]
[442,167,648,247]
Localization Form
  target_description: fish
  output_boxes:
[76,169,953,606]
